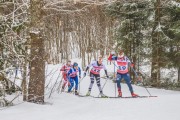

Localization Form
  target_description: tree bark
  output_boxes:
[151,0,161,87]
[22,48,28,101]
[28,0,45,103]
[178,67,180,83]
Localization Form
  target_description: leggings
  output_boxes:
[116,73,134,93]
[88,72,103,93]
[68,76,78,92]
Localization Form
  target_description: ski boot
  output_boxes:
[61,86,65,92]
[86,91,91,96]
[131,92,138,97]
[61,88,64,92]
[67,90,71,93]
[118,90,122,97]
[75,90,79,95]
[100,93,108,98]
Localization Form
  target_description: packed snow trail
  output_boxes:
[1,63,180,120]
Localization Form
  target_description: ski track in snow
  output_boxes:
[1,62,180,120]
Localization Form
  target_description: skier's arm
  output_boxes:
[104,70,109,78]
[126,57,141,81]
[84,61,93,72]
[108,54,113,61]
[108,54,117,61]
[84,61,94,77]
[126,57,132,67]
[85,66,89,72]
[60,65,66,71]
[67,68,72,76]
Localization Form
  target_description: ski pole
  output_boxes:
[48,72,61,98]
[113,61,116,97]
[57,75,64,93]
[131,67,152,96]
[78,76,86,92]
[97,77,109,97]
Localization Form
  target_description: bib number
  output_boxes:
[119,66,126,70]
[93,69,100,73]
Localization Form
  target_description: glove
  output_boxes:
[137,76,142,82]
[83,72,86,77]
[130,62,134,67]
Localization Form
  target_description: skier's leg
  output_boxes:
[62,80,67,89]
[68,77,74,92]
[124,74,138,97]
[116,73,123,90]
[116,73,123,96]
[62,73,67,89]
[67,76,71,86]
[67,76,71,87]
[95,74,103,93]
[123,74,134,93]
[86,73,95,96]
[74,76,79,95]
[88,73,95,92]
[74,76,78,91]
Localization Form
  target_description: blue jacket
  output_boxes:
[68,67,81,78]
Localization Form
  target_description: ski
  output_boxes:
[76,95,88,97]
[93,96,158,98]
[76,94,94,97]
[65,92,157,98]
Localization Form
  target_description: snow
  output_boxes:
[29,30,40,34]
[170,1,180,8]
[1,59,180,120]
[154,23,164,32]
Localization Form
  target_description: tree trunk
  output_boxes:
[28,33,45,103]
[178,67,180,83]
[151,0,161,87]
[28,0,45,103]
[22,51,28,101]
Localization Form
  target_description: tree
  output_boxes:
[151,0,161,86]
[28,0,45,103]
[105,0,152,81]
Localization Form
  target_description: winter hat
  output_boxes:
[73,62,78,67]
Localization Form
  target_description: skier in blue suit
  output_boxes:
[68,62,81,95]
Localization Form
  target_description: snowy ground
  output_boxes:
[1,60,180,120]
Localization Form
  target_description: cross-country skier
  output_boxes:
[84,55,109,97]
[60,60,72,92]
[67,62,81,95]
[108,50,138,97]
